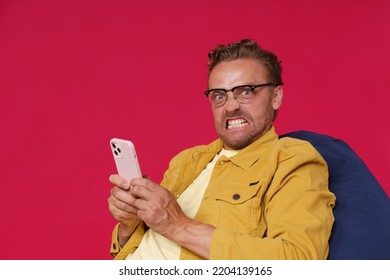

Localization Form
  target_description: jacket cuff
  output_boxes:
[110,223,121,257]
[114,222,146,260]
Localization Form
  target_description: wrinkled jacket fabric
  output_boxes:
[111,127,335,259]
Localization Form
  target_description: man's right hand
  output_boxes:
[108,174,142,247]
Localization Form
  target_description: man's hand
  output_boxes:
[108,174,142,247]
[128,177,189,239]
[128,178,216,259]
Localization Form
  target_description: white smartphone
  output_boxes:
[110,138,142,182]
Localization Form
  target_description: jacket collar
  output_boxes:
[223,126,279,170]
[194,126,279,171]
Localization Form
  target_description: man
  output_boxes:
[108,39,336,260]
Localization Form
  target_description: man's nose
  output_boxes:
[224,92,240,112]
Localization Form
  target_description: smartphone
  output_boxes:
[110,138,142,182]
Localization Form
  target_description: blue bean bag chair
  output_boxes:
[281,131,390,259]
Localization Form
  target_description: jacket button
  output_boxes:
[233,193,240,200]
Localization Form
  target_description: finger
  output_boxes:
[130,186,170,211]
[108,201,138,222]
[130,177,158,192]
[111,186,137,205]
[129,184,155,201]
[109,174,130,190]
[108,193,138,214]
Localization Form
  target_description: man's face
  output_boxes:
[208,59,283,150]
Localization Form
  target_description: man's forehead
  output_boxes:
[208,59,269,87]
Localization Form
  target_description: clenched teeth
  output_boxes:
[227,119,249,129]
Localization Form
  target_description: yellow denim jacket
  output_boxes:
[111,126,335,259]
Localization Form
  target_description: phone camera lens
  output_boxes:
[114,150,118,156]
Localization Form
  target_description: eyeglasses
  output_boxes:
[204,83,280,108]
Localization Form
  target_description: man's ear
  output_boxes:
[272,86,283,110]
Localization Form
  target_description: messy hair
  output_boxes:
[207,39,283,85]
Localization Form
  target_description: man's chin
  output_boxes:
[220,136,256,150]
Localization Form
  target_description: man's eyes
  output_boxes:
[237,87,253,96]
[211,91,226,100]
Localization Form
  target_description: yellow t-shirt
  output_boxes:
[126,149,239,260]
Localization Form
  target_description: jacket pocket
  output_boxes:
[213,181,263,234]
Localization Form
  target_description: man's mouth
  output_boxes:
[226,118,249,129]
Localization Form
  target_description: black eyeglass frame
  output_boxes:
[204,82,283,106]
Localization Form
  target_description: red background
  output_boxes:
[0,0,389,259]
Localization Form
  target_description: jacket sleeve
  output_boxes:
[110,222,147,260]
[210,142,336,259]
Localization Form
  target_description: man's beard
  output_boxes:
[220,131,261,150]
